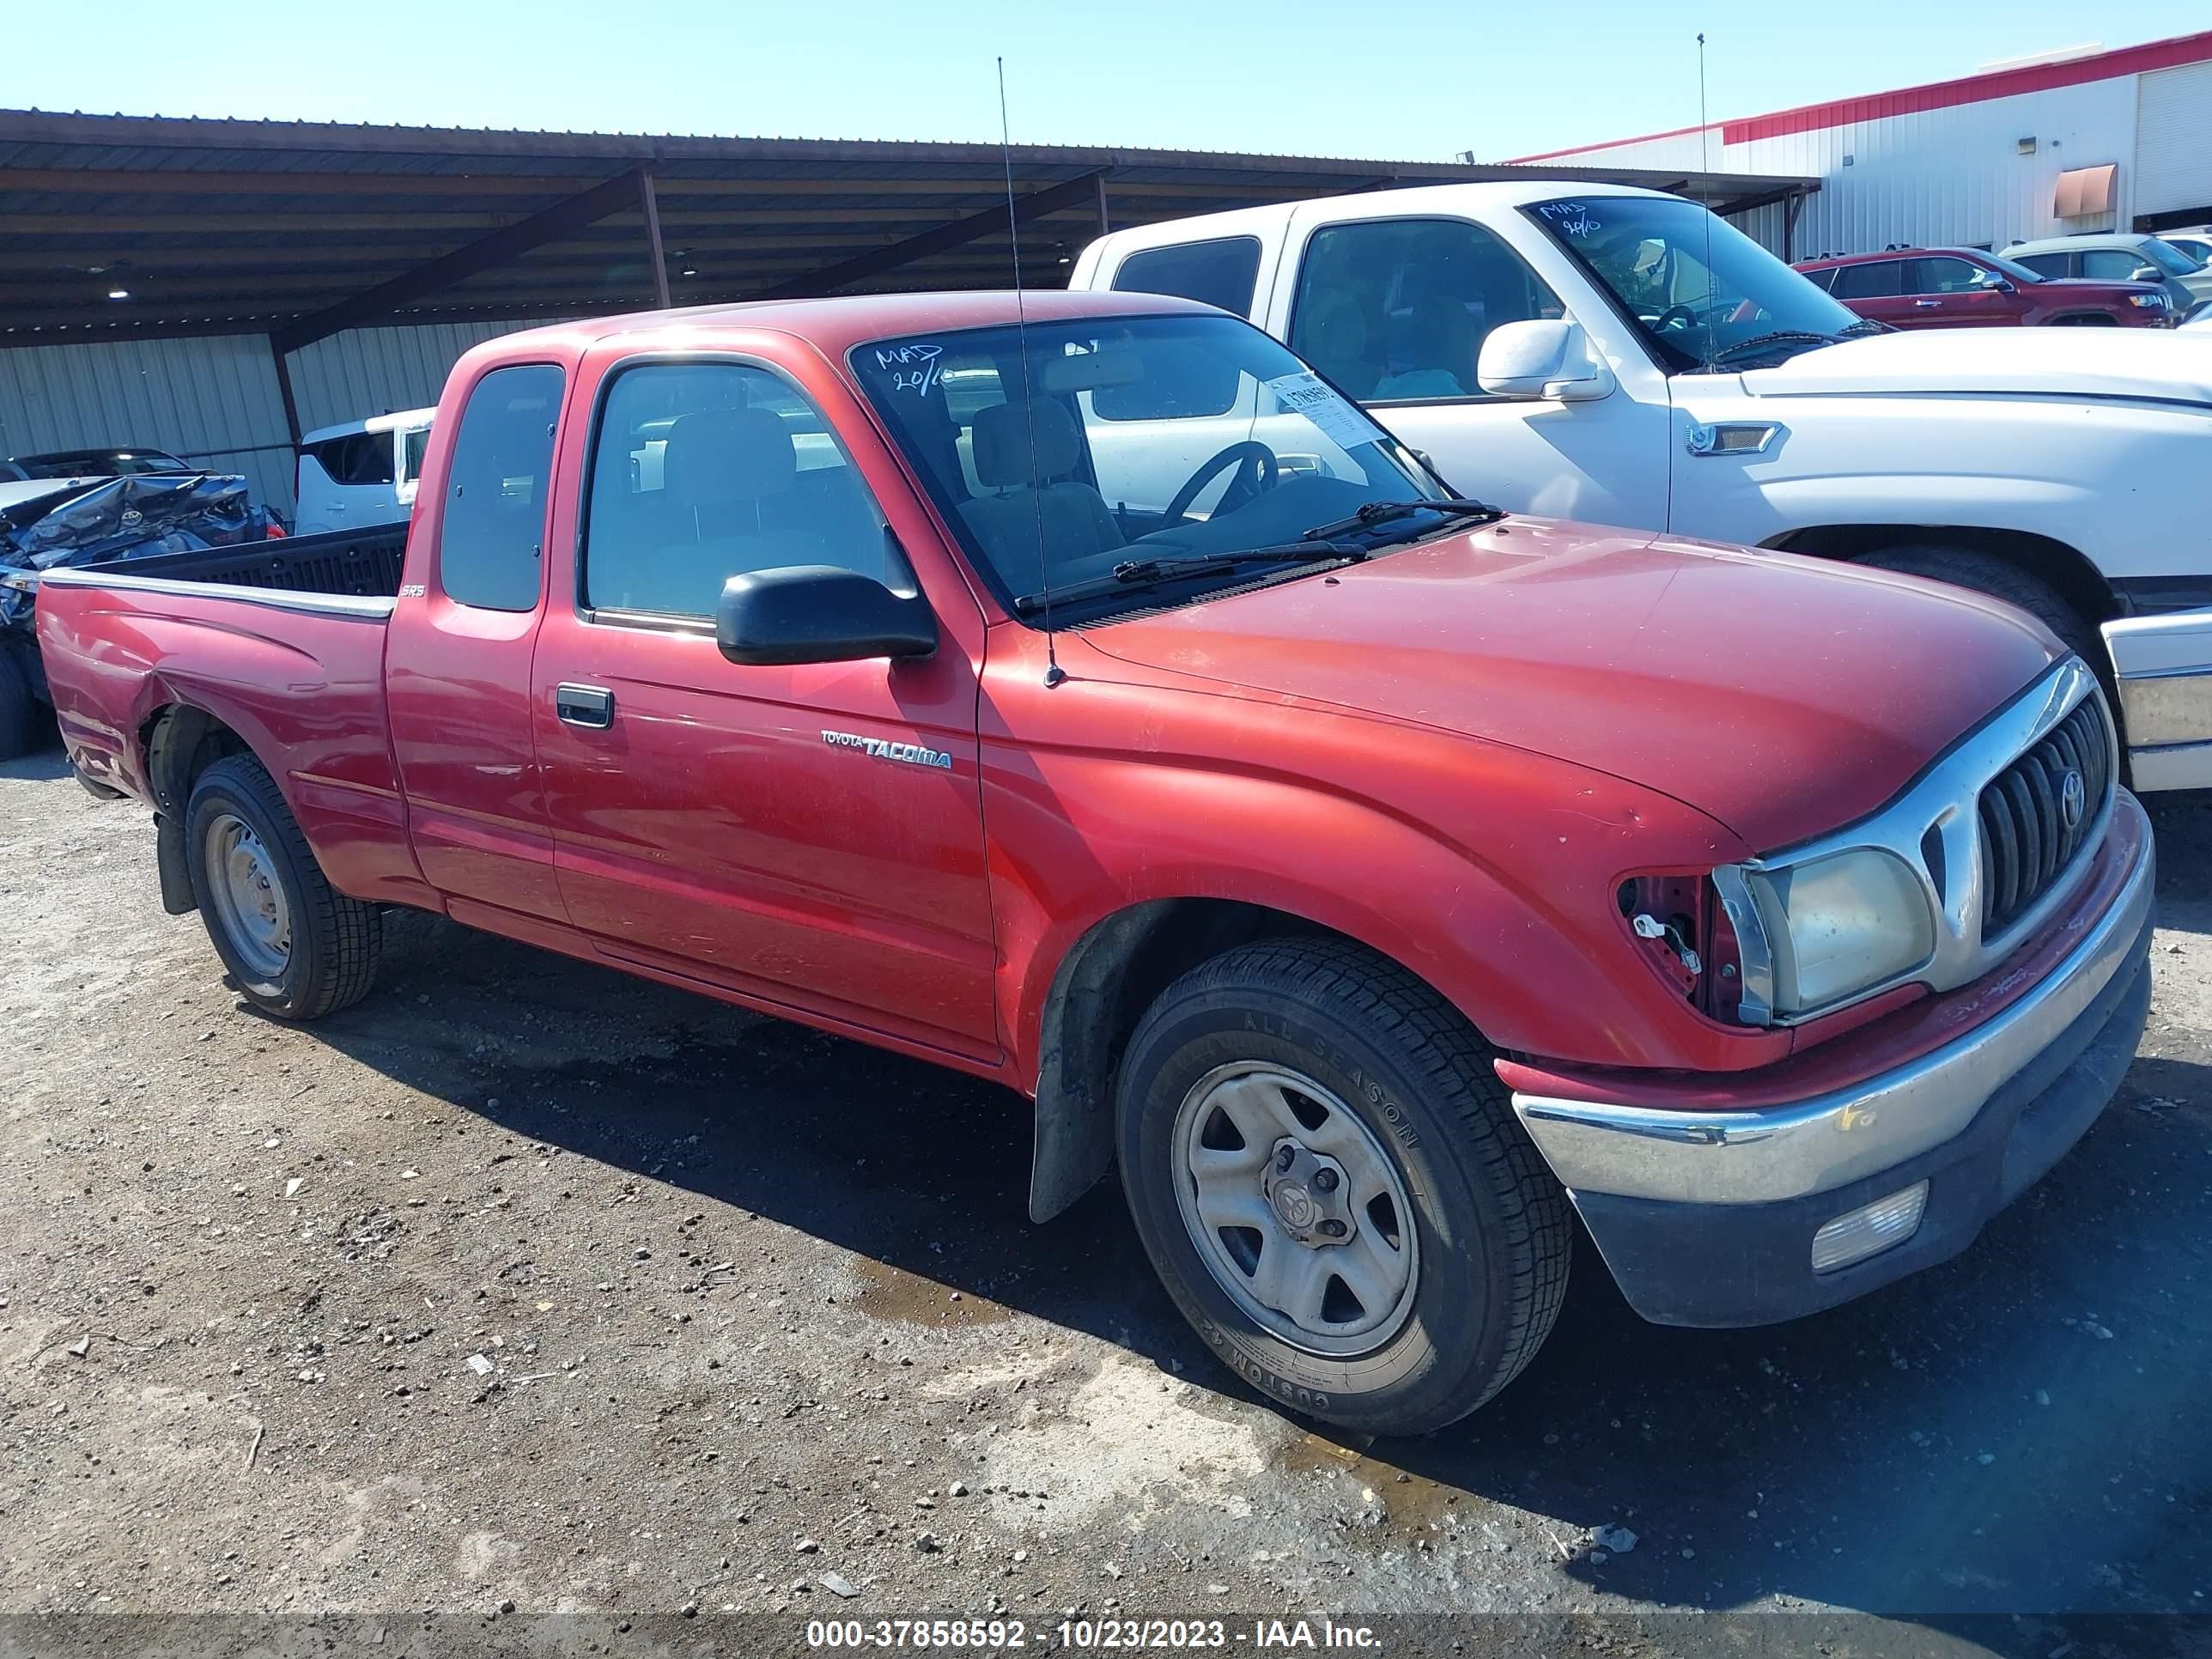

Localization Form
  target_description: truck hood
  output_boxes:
[1737,326,2212,404]
[1080,520,2059,853]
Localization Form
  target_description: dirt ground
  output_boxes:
[3,736,2209,1659]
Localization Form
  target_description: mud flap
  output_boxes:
[155,812,196,915]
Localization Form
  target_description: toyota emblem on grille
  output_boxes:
[2058,768,2086,830]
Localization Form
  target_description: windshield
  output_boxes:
[1528,195,1863,371]
[2140,238,2204,276]
[852,313,1452,622]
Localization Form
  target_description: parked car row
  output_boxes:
[1796,246,2177,328]
[21,192,2170,1432]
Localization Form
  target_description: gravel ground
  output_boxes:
[3,736,2209,1658]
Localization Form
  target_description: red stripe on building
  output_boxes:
[1725,31,2212,143]
[1507,29,2212,162]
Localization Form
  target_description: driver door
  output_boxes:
[1261,207,1673,531]
[528,348,1000,1061]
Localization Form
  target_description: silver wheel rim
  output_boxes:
[1171,1062,1419,1357]
[202,812,291,982]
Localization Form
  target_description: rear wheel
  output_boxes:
[1115,938,1571,1436]
[184,754,381,1019]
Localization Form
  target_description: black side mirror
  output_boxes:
[715,565,938,667]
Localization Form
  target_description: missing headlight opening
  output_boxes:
[1618,875,1744,1020]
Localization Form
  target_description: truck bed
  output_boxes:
[60,521,408,599]
[33,522,411,899]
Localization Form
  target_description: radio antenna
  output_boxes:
[998,54,1064,688]
[1697,33,1717,368]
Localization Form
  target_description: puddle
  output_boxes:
[848,1256,1014,1328]
[1273,1431,1472,1535]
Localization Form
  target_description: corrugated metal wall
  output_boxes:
[0,332,297,508]
[1533,74,2148,258]
[0,316,562,514]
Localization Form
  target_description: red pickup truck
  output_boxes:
[34,291,2154,1435]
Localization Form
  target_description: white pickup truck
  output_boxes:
[1070,180,2212,791]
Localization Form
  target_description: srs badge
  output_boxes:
[821,729,955,771]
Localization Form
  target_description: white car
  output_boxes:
[1072,180,2212,791]
[294,407,434,534]
[2158,228,2212,269]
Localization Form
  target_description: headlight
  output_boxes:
[2129,293,2168,308]
[1714,849,1934,1022]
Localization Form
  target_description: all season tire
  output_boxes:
[1115,937,1571,1436]
[0,647,36,762]
[184,753,382,1020]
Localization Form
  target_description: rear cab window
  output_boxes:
[1110,236,1264,319]
[1286,218,1565,404]
[436,363,565,612]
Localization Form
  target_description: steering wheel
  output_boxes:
[1651,302,1703,333]
[1160,441,1279,530]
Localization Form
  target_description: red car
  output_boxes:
[32,290,2153,1435]
[1797,246,2175,327]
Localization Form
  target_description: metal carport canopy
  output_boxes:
[0,108,1815,349]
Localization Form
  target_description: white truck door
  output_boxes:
[1260,204,1672,528]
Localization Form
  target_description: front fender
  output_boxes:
[1669,390,2208,585]
[980,667,1777,1091]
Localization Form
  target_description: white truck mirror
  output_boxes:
[1476,319,1615,403]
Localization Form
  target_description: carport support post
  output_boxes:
[1783,189,1804,264]
[639,168,672,310]
[267,333,301,443]
[1094,172,1111,238]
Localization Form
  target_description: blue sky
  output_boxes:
[4,3,2189,161]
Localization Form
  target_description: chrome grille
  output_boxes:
[1977,697,2112,935]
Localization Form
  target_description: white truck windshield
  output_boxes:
[1528,195,1868,371]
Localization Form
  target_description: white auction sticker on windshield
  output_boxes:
[1264,371,1374,452]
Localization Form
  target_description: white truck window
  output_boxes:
[1286,218,1563,404]
[1110,236,1264,319]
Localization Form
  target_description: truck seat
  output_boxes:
[957,400,1123,579]
[613,406,830,614]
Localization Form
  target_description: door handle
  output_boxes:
[1914,299,1942,308]
[556,683,614,729]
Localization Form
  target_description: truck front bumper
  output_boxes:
[1510,791,2156,1328]
[2105,605,2212,793]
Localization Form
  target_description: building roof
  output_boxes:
[1510,27,2212,161]
[0,108,1814,349]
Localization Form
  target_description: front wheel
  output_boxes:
[184,754,382,1019]
[1115,938,1571,1436]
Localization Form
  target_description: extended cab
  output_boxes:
[34,292,2154,1434]
[1070,181,2212,793]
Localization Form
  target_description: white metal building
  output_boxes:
[1509,30,2212,261]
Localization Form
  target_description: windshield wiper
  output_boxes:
[1838,317,1891,336]
[1700,330,1844,368]
[1295,496,1504,544]
[1012,540,1364,616]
